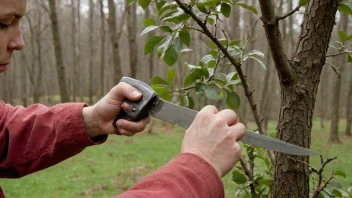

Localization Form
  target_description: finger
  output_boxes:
[230,123,246,141]
[216,109,238,126]
[110,82,142,102]
[116,116,150,133]
[119,129,136,137]
[199,105,219,114]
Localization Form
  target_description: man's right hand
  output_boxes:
[181,105,246,177]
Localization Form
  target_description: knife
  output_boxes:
[113,77,319,156]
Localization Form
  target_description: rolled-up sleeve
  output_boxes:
[0,102,107,178]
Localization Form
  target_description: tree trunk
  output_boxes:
[126,0,138,78]
[267,1,339,197]
[145,7,155,81]
[346,68,352,136]
[48,0,70,102]
[99,0,106,98]
[88,0,94,104]
[108,0,122,83]
[328,13,348,143]
[319,67,328,128]
[260,47,273,132]
[71,0,78,101]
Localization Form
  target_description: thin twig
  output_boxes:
[239,156,256,198]
[277,6,301,21]
[326,51,348,58]
[174,0,275,164]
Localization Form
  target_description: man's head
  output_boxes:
[0,0,27,73]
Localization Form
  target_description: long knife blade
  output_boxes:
[150,99,319,156]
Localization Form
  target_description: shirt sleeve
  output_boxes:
[115,153,224,198]
[0,101,107,178]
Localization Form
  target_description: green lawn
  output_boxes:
[1,119,351,198]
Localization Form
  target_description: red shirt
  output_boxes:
[0,102,224,198]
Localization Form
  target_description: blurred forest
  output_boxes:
[0,0,351,135]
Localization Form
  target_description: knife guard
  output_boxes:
[113,77,158,134]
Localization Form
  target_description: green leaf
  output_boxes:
[225,90,240,110]
[180,95,189,107]
[232,170,247,184]
[226,72,237,82]
[346,34,352,41]
[166,68,176,85]
[332,189,343,197]
[348,52,352,63]
[230,40,241,46]
[204,84,220,100]
[151,84,172,101]
[248,56,266,70]
[338,3,352,15]
[160,26,173,33]
[144,36,164,55]
[259,179,272,187]
[188,96,195,109]
[196,2,208,13]
[184,68,204,87]
[220,3,231,17]
[139,0,151,9]
[247,49,265,58]
[338,30,348,42]
[156,1,166,11]
[143,18,156,26]
[236,3,258,14]
[128,0,135,5]
[151,76,168,85]
[298,0,308,7]
[334,170,347,179]
[140,26,159,36]
[164,44,179,66]
[179,29,191,47]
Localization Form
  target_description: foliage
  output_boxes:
[133,0,352,197]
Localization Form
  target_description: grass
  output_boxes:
[0,119,351,198]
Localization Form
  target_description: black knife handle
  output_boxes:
[113,77,158,134]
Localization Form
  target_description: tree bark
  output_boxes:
[99,0,106,98]
[258,0,339,197]
[48,0,70,102]
[88,0,94,104]
[319,67,328,128]
[346,69,352,135]
[126,0,138,78]
[329,13,349,142]
[108,0,122,83]
[71,0,78,101]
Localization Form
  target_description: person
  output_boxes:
[0,0,246,197]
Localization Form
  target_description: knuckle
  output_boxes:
[214,117,226,127]
[233,143,242,155]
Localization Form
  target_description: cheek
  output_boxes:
[0,32,6,56]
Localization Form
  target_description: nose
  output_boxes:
[8,24,25,51]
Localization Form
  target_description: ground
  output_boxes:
[1,119,351,198]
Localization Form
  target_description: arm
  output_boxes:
[0,102,107,178]
[116,153,224,198]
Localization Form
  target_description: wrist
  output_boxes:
[82,106,102,138]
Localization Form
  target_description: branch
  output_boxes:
[277,5,301,21]
[293,156,337,198]
[258,0,293,84]
[326,51,349,58]
[240,156,256,198]
[175,0,275,164]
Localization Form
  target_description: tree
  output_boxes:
[108,0,123,83]
[88,0,95,104]
[126,0,138,78]
[99,0,106,98]
[137,0,347,197]
[48,0,70,102]
[328,13,349,143]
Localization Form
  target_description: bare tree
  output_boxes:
[126,0,138,78]
[346,67,352,136]
[329,13,349,143]
[98,0,106,98]
[88,0,95,104]
[48,0,70,102]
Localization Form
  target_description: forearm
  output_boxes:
[0,102,107,178]
[115,153,224,198]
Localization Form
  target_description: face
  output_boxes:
[0,0,26,73]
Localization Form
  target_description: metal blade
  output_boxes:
[150,99,319,156]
